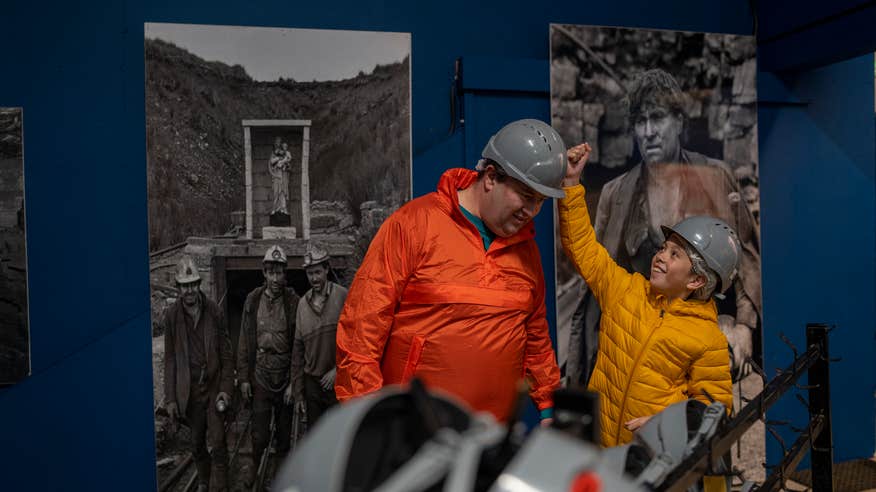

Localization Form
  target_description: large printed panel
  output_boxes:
[0,108,29,386]
[550,24,763,478]
[144,23,411,491]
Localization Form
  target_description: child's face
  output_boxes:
[649,234,700,299]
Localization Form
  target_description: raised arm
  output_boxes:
[558,143,632,308]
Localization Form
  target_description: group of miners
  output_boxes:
[161,243,346,492]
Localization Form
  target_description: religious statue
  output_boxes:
[269,137,291,216]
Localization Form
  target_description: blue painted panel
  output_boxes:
[759,3,876,72]
[1,0,151,374]
[759,54,876,463]
[757,0,874,41]
[0,314,156,491]
[462,56,550,93]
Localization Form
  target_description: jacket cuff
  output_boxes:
[561,183,585,195]
[558,184,585,210]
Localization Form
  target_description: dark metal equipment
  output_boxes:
[252,411,277,492]
[655,323,836,492]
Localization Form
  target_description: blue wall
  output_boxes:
[758,55,876,464]
[0,1,873,489]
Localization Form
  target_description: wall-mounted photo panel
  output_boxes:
[144,23,411,491]
[550,24,762,477]
[0,108,29,386]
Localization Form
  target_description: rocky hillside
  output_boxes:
[145,39,411,251]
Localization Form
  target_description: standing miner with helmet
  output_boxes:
[558,142,734,447]
[162,255,234,492]
[237,245,300,486]
[291,243,348,427]
[335,118,562,423]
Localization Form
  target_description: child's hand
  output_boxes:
[624,415,652,431]
[563,142,592,188]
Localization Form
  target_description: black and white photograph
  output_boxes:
[0,107,29,386]
[550,24,763,477]
[145,23,411,491]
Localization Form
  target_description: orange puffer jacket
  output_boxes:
[559,184,732,446]
[335,168,560,422]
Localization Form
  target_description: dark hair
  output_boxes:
[685,244,719,301]
[626,69,687,125]
[476,159,509,183]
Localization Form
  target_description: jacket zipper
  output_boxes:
[614,308,665,444]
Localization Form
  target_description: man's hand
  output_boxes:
[719,317,753,381]
[296,401,306,417]
[320,367,337,391]
[166,402,180,434]
[240,382,252,401]
[283,383,294,405]
[215,392,230,412]
[563,143,593,188]
[624,415,652,431]
[166,401,179,420]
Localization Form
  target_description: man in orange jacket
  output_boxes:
[335,119,564,423]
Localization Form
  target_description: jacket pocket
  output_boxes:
[402,335,426,381]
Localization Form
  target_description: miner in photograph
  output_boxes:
[335,119,562,423]
[162,255,234,492]
[237,245,299,485]
[567,68,762,387]
[291,243,348,427]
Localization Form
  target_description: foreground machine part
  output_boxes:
[273,382,643,492]
[491,427,643,492]
[602,400,730,491]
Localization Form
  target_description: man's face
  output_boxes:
[305,263,329,293]
[633,102,683,164]
[481,170,546,238]
[178,281,200,306]
[263,262,287,296]
[649,234,699,299]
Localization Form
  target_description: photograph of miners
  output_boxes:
[550,24,763,479]
[0,107,29,386]
[145,23,411,491]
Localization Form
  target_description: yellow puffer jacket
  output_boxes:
[559,184,732,447]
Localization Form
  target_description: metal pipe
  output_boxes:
[657,343,823,492]
[754,415,824,492]
[158,454,194,492]
[807,323,835,492]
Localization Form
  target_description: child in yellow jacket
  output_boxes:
[559,143,735,446]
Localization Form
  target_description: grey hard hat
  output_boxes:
[478,119,567,199]
[263,244,288,264]
[661,216,741,294]
[175,255,201,284]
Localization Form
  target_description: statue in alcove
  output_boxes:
[269,137,292,224]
